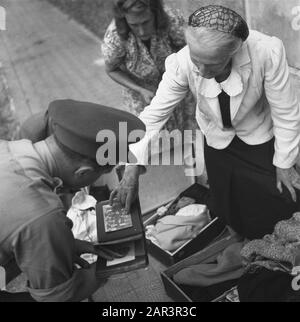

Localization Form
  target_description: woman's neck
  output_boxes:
[142,38,151,51]
[215,60,232,83]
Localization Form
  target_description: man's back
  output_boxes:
[0,139,65,268]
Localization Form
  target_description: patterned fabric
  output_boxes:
[188,5,249,41]
[102,8,198,133]
[0,66,20,140]
[241,213,300,274]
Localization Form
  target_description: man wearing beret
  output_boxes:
[0,99,145,302]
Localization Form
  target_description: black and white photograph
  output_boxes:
[0,0,300,307]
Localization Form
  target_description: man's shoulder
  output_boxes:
[0,178,65,250]
[1,177,64,221]
[0,140,64,224]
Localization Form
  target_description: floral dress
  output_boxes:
[101,8,197,133]
[0,66,19,140]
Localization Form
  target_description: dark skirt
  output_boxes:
[204,136,299,240]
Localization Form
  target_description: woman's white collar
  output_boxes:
[197,67,244,98]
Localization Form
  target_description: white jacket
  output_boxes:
[130,30,300,169]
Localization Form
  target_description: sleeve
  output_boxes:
[166,8,186,49]
[101,21,126,69]
[129,49,190,165]
[264,37,300,169]
[14,211,101,302]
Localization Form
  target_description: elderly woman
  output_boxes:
[111,5,300,240]
[102,0,197,132]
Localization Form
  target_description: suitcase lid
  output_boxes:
[138,166,195,215]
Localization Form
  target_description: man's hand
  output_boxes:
[109,165,141,213]
[276,167,300,202]
[74,240,123,269]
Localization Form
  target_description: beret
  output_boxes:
[48,99,146,164]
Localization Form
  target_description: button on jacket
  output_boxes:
[130,30,300,169]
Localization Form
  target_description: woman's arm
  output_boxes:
[110,48,191,211]
[105,64,155,105]
[101,22,156,103]
[264,37,300,200]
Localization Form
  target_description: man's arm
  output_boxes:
[14,211,102,302]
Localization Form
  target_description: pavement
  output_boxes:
[0,0,123,124]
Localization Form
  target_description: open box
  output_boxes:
[95,199,149,279]
[160,229,241,302]
[143,183,226,266]
[115,165,225,266]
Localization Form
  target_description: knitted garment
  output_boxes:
[241,213,300,274]
[188,5,249,41]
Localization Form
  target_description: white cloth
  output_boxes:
[129,30,300,169]
[175,204,208,217]
[146,204,210,252]
[67,191,98,264]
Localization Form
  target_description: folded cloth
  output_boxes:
[165,197,196,217]
[176,204,207,217]
[173,241,246,287]
[241,212,300,274]
[175,197,196,211]
[67,191,98,264]
[146,204,210,252]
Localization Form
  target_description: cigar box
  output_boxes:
[95,199,148,279]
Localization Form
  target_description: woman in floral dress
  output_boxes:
[102,0,197,133]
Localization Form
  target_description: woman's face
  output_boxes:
[125,8,155,41]
[188,39,232,80]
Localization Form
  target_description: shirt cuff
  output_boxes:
[273,147,299,169]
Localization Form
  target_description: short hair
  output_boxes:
[112,0,169,40]
[185,26,243,58]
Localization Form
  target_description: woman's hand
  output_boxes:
[276,167,300,202]
[139,88,155,105]
[109,165,141,213]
